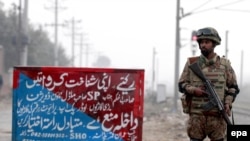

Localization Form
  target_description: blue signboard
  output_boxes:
[12,67,144,141]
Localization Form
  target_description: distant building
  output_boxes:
[156,84,167,103]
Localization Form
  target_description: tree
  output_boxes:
[0,5,70,72]
[27,26,70,66]
[92,55,111,67]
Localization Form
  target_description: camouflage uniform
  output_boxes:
[178,27,240,141]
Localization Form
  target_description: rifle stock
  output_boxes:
[189,62,232,125]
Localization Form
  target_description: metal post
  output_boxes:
[71,17,75,67]
[79,33,83,67]
[85,44,89,67]
[225,30,229,58]
[19,0,28,66]
[173,0,180,112]
[54,0,58,66]
[152,47,156,94]
[240,50,243,88]
[17,0,22,65]
[191,43,197,57]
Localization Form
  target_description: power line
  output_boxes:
[184,0,245,16]
[189,0,213,14]
[215,8,250,13]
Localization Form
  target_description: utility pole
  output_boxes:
[54,0,58,66]
[79,33,83,67]
[84,44,89,67]
[240,50,243,88]
[85,44,89,67]
[45,0,66,66]
[18,0,29,66]
[152,47,156,94]
[79,43,94,67]
[68,17,81,67]
[15,0,28,66]
[17,0,23,65]
[191,30,198,56]
[225,30,229,58]
[76,33,89,67]
[71,17,75,67]
[173,0,181,112]
[191,41,197,56]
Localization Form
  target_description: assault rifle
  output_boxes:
[189,62,232,125]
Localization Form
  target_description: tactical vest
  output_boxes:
[188,56,229,115]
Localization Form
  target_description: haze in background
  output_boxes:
[1,0,250,95]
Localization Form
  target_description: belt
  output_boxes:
[192,98,209,102]
[202,111,221,117]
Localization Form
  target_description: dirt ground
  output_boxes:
[142,95,190,141]
[0,94,190,141]
[4,90,250,141]
[0,91,213,141]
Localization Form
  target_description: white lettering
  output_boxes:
[231,131,247,138]
[70,133,87,139]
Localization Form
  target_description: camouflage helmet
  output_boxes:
[196,27,221,45]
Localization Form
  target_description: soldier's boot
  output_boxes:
[190,138,203,141]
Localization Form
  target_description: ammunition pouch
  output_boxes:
[180,93,192,114]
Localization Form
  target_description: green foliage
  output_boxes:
[0,6,70,72]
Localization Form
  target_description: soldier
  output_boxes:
[178,27,240,141]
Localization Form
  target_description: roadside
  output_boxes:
[0,94,12,141]
[0,94,189,141]
[1,91,249,141]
